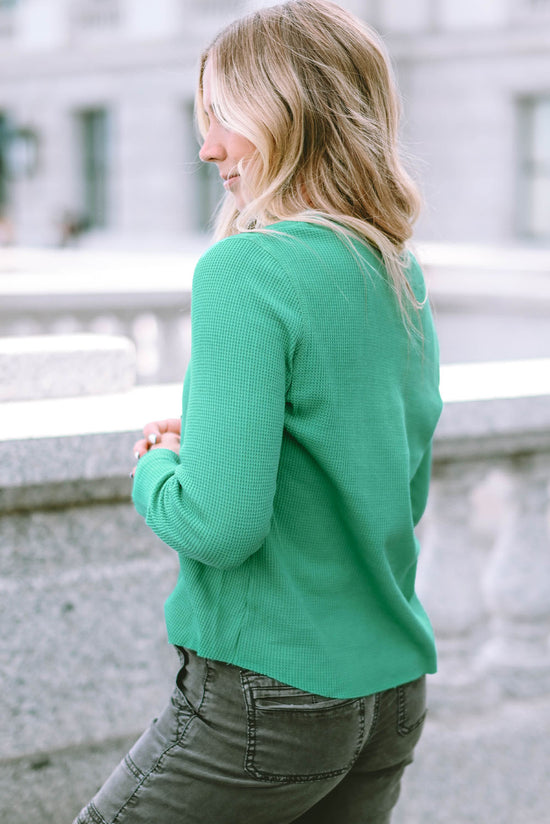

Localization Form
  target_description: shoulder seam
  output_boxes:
[248,235,307,388]
[195,232,306,390]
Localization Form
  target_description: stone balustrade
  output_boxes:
[420,360,550,711]
[2,242,550,385]
[0,337,549,823]
[0,247,197,384]
[0,333,135,402]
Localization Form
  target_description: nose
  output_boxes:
[199,129,225,164]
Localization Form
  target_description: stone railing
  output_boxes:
[1,337,550,823]
[1,242,550,383]
[0,248,196,384]
[419,359,550,711]
[0,335,182,824]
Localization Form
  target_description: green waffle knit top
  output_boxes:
[132,220,442,698]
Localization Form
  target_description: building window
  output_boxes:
[518,96,550,241]
[71,0,120,32]
[0,0,17,39]
[183,101,222,233]
[518,0,550,17]
[183,0,247,14]
[0,113,10,210]
[7,127,40,179]
[78,108,110,229]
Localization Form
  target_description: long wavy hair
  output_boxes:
[196,0,424,323]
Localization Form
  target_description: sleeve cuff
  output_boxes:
[131,448,181,517]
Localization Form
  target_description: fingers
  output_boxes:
[143,418,181,439]
[142,422,160,442]
[131,430,181,474]
[130,436,158,480]
[151,432,180,453]
[132,437,149,460]
[131,420,182,480]
[161,418,182,435]
[133,427,168,458]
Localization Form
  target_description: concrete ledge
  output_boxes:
[0,383,182,510]
[419,242,550,314]
[2,360,550,509]
[435,359,550,459]
[0,334,136,401]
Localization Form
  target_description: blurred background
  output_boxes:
[1,2,550,823]
[0,0,549,379]
[0,0,549,250]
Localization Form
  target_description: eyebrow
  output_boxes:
[204,102,222,122]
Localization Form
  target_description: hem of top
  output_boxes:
[164,632,436,700]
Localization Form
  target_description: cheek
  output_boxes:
[231,135,256,162]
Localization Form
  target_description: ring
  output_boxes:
[148,433,158,445]
[134,451,140,460]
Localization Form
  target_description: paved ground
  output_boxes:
[394,692,550,824]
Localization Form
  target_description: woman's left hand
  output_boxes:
[130,419,181,479]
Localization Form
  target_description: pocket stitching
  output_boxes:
[173,650,210,739]
[396,678,427,737]
[241,672,365,783]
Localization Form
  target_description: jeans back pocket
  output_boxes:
[396,675,427,737]
[241,671,371,783]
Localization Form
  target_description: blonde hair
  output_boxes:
[196,0,423,323]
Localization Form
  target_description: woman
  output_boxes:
[74,1,442,822]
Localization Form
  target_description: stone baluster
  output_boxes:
[46,315,82,335]
[1,317,43,336]
[127,313,158,382]
[417,459,492,711]
[155,310,191,384]
[481,454,550,698]
[87,313,121,336]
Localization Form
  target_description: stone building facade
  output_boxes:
[0,0,549,247]
[382,0,550,245]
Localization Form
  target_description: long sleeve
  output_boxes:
[132,234,302,570]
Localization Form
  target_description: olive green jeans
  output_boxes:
[73,647,426,824]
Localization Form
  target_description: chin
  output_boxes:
[233,194,246,211]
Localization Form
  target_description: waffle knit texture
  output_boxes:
[132,220,442,698]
